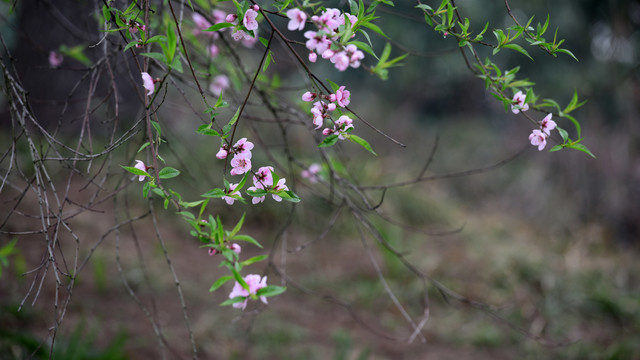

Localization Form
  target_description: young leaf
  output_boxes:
[348,135,377,155]
[318,135,339,147]
[240,255,268,267]
[158,167,180,179]
[256,285,287,298]
[209,275,233,292]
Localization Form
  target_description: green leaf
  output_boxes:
[121,165,150,177]
[230,234,263,248]
[318,135,339,147]
[158,167,180,179]
[137,142,151,153]
[349,40,376,58]
[360,21,388,39]
[568,143,596,158]
[503,44,532,60]
[240,255,268,267]
[220,296,246,307]
[205,22,235,33]
[166,23,177,62]
[256,285,286,298]
[209,275,233,292]
[177,211,195,220]
[557,127,569,142]
[142,182,151,198]
[201,188,226,198]
[228,213,246,239]
[231,266,249,291]
[123,41,141,52]
[549,144,563,152]
[562,113,582,139]
[228,107,241,126]
[275,190,302,203]
[348,135,376,155]
[196,124,220,136]
[556,48,578,62]
[141,52,167,63]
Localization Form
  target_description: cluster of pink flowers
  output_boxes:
[528,113,557,151]
[286,8,364,71]
[217,137,254,175]
[302,86,354,138]
[228,274,268,310]
[192,7,260,96]
[247,166,289,204]
[215,139,290,204]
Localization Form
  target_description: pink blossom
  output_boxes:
[208,248,218,256]
[232,29,249,41]
[243,9,258,31]
[232,138,254,159]
[333,86,350,107]
[48,51,63,68]
[344,44,364,69]
[228,274,268,310]
[302,91,316,102]
[322,49,336,59]
[301,163,321,183]
[335,115,354,139]
[540,113,557,136]
[141,72,155,96]
[222,183,242,205]
[346,14,358,28]
[304,31,331,54]
[192,13,212,35]
[241,27,259,47]
[313,8,340,32]
[212,10,227,25]
[208,44,219,58]
[286,8,307,31]
[216,145,229,159]
[511,91,529,114]
[230,156,251,175]
[134,160,148,181]
[330,51,350,71]
[528,129,547,151]
[225,14,238,23]
[209,75,229,96]
[311,107,324,129]
[309,52,317,62]
[271,178,289,202]
[253,166,274,188]
[247,186,265,204]
[229,243,242,254]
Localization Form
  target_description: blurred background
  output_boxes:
[0,0,639,359]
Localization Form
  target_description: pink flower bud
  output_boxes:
[251,4,259,11]
[322,49,335,59]
[48,51,63,68]
[229,243,242,254]
[208,248,218,256]
[216,147,228,159]
[226,14,237,23]
[308,52,317,62]
[302,92,316,102]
